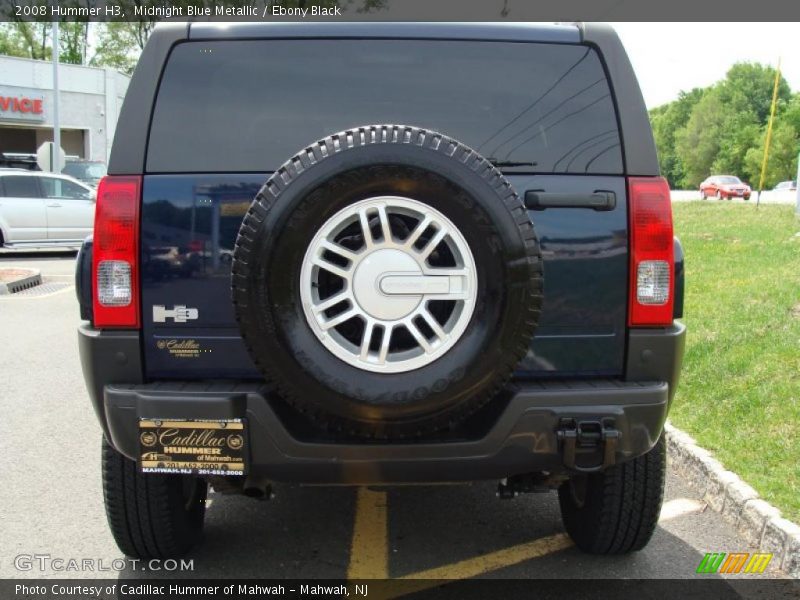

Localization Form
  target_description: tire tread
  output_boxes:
[231,125,543,438]
[558,435,666,554]
[101,438,206,559]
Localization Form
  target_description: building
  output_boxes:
[0,55,130,163]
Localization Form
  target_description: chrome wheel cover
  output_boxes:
[299,196,477,373]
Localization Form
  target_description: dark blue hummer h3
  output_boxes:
[77,21,686,559]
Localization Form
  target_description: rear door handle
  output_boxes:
[524,190,616,211]
[47,203,62,208]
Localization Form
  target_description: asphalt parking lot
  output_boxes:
[0,251,793,585]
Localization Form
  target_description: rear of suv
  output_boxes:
[77,22,685,559]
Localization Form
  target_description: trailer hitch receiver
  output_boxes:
[557,418,620,473]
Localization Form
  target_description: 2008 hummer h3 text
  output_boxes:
[77,22,686,559]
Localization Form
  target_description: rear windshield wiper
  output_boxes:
[487,159,537,168]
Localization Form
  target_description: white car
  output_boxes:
[0,169,95,248]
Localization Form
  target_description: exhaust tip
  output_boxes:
[242,476,273,500]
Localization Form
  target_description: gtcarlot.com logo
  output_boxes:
[14,553,194,572]
[696,552,772,574]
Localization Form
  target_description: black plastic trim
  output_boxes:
[78,323,144,439]
[625,322,686,405]
[75,235,93,322]
[188,22,581,43]
[103,379,669,484]
[79,321,685,483]
[107,23,189,175]
[579,23,660,177]
[674,237,685,319]
[525,190,616,210]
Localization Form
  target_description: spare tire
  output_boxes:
[232,125,542,438]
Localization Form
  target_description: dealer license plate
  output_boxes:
[138,418,247,476]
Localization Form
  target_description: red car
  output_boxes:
[700,175,751,200]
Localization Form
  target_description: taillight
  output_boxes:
[628,176,674,327]
[92,176,141,328]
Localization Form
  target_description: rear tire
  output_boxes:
[558,435,666,554]
[232,125,543,439]
[101,437,207,559]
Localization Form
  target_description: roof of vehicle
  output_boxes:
[0,169,93,187]
[1,152,36,159]
[111,21,658,178]
[188,22,581,43]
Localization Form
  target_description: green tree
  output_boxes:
[674,88,728,188]
[782,94,800,134]
[710,110,760,180]
[59,22,91,65]
[651,62,793,189]
[0,20,90,65]
[650,88,703,187]
[744,121,800,189]
[709,63,790,180]
[0,22,52,60]
[90,0,387,75]
[91,22,144,75]
[718,62,791,125]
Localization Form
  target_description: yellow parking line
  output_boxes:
[346,488,571,588]
[347,488,389,579]
[400,532,572,581]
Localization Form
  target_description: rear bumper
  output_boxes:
[79,322,685,485]
[103,380,668,484]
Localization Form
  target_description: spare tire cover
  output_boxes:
[232,125,543,438]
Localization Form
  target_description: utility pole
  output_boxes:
[51,9,61,173]
[756,58,781,207]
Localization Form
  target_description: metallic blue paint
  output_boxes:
[140,174,627,379]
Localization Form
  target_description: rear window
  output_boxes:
[64,162,106,180]
[39,177,92,199]
[1,175,39,198]
[148,40,622,174]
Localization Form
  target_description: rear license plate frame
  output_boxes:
[138,418,247,476]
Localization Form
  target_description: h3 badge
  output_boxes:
[153,305,199,323]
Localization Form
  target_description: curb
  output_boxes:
[665,422,800,578]
[0,268,42,295]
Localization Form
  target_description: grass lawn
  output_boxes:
[670,201,800,522]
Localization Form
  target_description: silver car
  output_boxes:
[0,169,95,248]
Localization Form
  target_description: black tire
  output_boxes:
[102,437,207,559]
[558,435,666,554]
[232,125,543,438]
